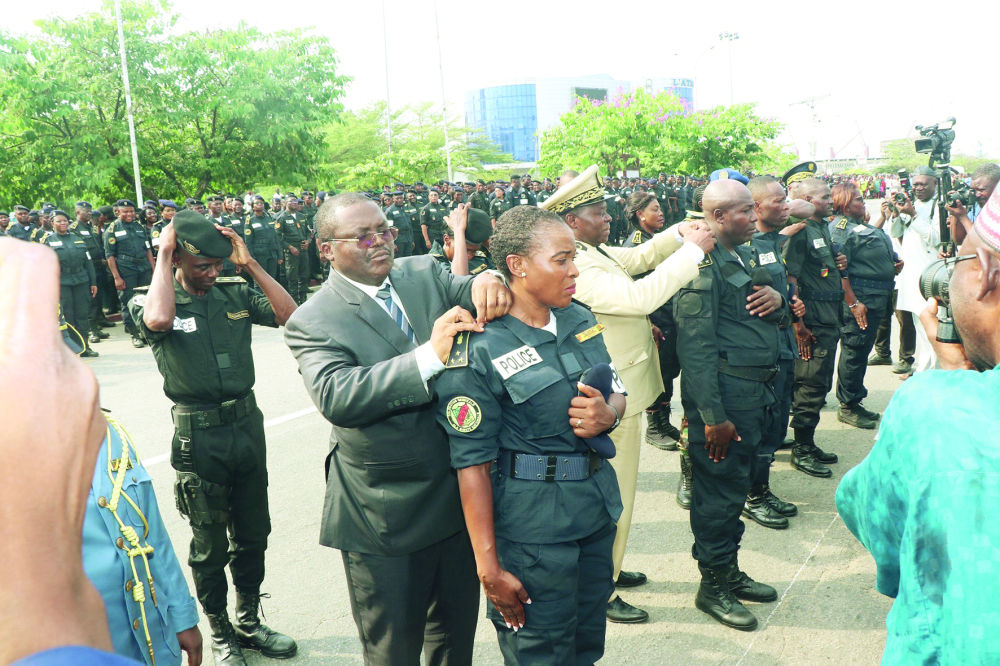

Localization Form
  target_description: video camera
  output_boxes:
[914,118,956,156]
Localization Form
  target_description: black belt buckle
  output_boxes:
[589,453,600,476]
[544,456,557,483]
[220,399,237,424]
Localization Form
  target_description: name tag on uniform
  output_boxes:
[115,230,127,237]
[492,345,542,379]
[79,230,90,236]
[812,238,826,249]
[86,252,91,260]
[144,240,151,248]
[152,237,161,247]
[609,362,627,394]
[854,225,867,233]
[49,241,63,247]
[520,198,528,205]
[759,251,777,265]
[575,323,606,342]
[252,223,262,228]
[172,316,197,333]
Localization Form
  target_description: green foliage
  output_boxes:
[880,139,923,172]
[538,91,793,178]
[0,0,349,206]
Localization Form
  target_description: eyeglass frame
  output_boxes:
[321,227,399,248]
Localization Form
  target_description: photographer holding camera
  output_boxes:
[890,166,941,375]
[945,163,1000,245]
[836,184,1000,665]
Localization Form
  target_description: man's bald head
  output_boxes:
[702,180,757,249]
[796,178,828,200]
[559,170,580,187]
[702,180,752,219]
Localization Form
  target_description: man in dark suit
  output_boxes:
[284,195,512,665]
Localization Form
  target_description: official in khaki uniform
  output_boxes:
[540,165,716,623]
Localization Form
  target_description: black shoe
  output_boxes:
[791,444,832,478]
[615,570,647,588]
[695,565,757,631]
[92,328,110,339]
[80,348,100,358]
[743,487,789,529]
[761,484,797,517]
[838,403,878,430]
[98,319,116,328]
[779,435,794,450]
[854,403,881,420]
[726,558,778,603]
[234,591,298,659]
[868,353,892,366]
[207,612,248,666]
[607,595,649,623]
[88,333,102,344]
[676,451,693,510]
[131,335,146,349]
[645,408,678,451]
[810,444,838,465]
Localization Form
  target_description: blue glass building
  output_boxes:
[464,84,538,163]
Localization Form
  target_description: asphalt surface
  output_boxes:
[88,203,899,665]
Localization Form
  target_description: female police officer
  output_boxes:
[43,209,99,357]
[435,205,625,665]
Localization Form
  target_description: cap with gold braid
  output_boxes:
[781,161,818,186]
[538,164,615,214]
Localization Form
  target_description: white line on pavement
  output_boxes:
[142,406,319,468]
[735,513,842,666]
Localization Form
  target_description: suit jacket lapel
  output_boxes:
[327,270,414,356]
[389,267,432,344]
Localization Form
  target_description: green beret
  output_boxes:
[173,210,234,258]
[466,209,493,245]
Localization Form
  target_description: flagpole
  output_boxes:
[115,0,143,204]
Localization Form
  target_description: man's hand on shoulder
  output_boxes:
[470,271,512,324]
[430,306,483,364]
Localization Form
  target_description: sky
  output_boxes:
[6,0,999,161]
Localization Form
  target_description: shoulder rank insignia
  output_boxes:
[631,230,642,244]
[575,323,605,343]
[575,241,588,252]
[216,276,247,284]
[749,258,757,268]
[697,254,714,269]
[446,331,470,368]
[836,218,849,230]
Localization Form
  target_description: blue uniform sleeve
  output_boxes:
[13,647,142,666]
[435,353,503,469]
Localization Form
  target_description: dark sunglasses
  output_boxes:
[324,227,398,248]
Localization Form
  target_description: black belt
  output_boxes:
[850,278,894,293]
[718,358,778,382]
[799,288,844,302]
[496,451,601,482]
[172,392,256,432]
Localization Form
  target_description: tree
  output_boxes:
[0,0,350,207]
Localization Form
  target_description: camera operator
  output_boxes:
[945,163,1000,245]
[836,185,1000,665]
[890,166,940,374]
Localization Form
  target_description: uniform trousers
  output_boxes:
[494,522,616,666]
[341,529,479,666]
[790,324,840,431]
[283,248,311,304]
[607,412,642,584]
[656,326,680,405]
[837,295,889,405]
[685,403,768,568]
[89,261,107,325]
[60,282,92,345]
[754,358,793,487]
[117,269,152,333]
[170,407,271,614]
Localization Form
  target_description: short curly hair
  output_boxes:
[489,206,567,279]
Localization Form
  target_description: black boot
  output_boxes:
[791,429,832,478]
[726,556,778,603]
[695,564,758,631]
[234,591,298,659]
[761,483,797,517]
[676,449,693,509]
[644,407,678,451]
[207,612,248,666]
[657,403,682,443]
[742,485,789,529]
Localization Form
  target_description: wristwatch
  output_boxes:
[606,403,621,434]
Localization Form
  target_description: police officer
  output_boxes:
[300,191,322,280]
[413,181,429,206]
[150,200,179,258]
[829,181,902,429]
[384,191,415,257]
[128,211,298,666]
[105,199,154,348]
[469,179,490,212]
[782,168,845,478]
[242,196,281,282]
[674,179,787,630]
[29,206,55,242]
[435,206,624,665]
[419,189,448,250]
[206,195,239,277]
[43,209,99,358]
[0,211,8,236]
[428,206,494,275]
[536,178,555,206]
[489,186,506,226]
[69,201,114,344]
[503,174,537,211]
[275,197,311,304]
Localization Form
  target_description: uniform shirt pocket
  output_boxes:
[502,365,572,438]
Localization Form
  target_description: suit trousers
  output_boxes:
[341,529,479,666]
[608,412,642,587]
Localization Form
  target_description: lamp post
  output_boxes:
[114,0,142,204]
[381,0,392,166]
[719,31,739,106]
[692,45,716,111]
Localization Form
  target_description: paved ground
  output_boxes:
[88,202,899,665]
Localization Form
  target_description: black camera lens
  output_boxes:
[919,259,952,306]
[893,193,907,205]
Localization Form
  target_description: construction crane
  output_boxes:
[789,94,830,160]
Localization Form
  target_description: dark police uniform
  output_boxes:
[71,219,109,331]
[435,306,623,666]
[782,218,843,443]
[104,217,152,338]
[275,210,310,305]
[384,203,415,258]
[43,229,97,352]
[502,187,537,212]
[242,213,281,282]
[674,243,784,569]
[419,200,448,247]
[128,277,276,615]
[30,225,54,243]
[469,189,490,212]
[489,197,505,224]
[536,188,553,206]
[829,215,897,407]
[427,243,493,275]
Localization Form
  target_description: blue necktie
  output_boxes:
[376,284,416,344]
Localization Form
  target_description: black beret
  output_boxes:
[13,205,29,212]
[415,181,425,186]
[253,195,265,202]
[185,198,198,205]
[510,173,521,179]
[51,209,69,219]
[392,190,404,197]
[477,179,486,185]
[206,195,224,203]
[144,199,157,207]
[41,205,55,215]
[98,205,114,217]
[28,210,40,219]
[159,200,179,209]
[466,209,493,244]
[173,210,234,259]
[116,199,136,208]
[75,201,92,209]
[301,190,313,196]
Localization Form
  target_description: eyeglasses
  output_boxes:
[323,227,398,248]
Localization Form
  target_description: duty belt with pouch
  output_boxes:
[171,392,256,431]
[798,287,844,302]
[496,450,601,482]
[718,357,778,382]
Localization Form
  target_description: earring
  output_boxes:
[521,272,526,277]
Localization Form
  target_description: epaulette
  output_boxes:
[575,241,588,252]
[697,254,714,269]
[631,230,643,245]
[215,276,247,284]
[835,217,849,230]
[474,250,487,258]
[445,330,471,368]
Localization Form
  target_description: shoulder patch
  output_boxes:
[575,323,606,343]
[574,241,588,252]
[446,396,482,433]
[631,230,643,244]
[697,254,714,269]
[215,276,247,284]
[836,218,849,230]
[446,331,471,368]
